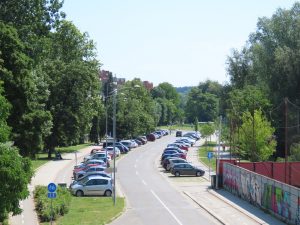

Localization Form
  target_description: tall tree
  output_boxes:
[44,21,101,156]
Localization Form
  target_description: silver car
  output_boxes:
[74,165,107,180]
[167,158,187,171]
[70,175,112,197]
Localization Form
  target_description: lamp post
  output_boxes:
[110,83,140,206]
[112,88,117,206]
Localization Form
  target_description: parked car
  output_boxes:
[170,163,205,177]
[104,146,121,158]
[84,152,107,162]
[136,136,147,144]
[74,165,107,180]
[72,171,111,183]
[167,143,189,151]
[79,159,107,168]
[70,175,112,197]
[103,142,129,153]
[167,158,188,171]
[146,133,156,141]
[120,140,137,149]
[161,153,186,162]
[176,130,182,137]
[179,137,196,146]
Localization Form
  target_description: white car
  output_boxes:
[104,146,121,157]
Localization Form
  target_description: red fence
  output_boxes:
[218,159,300,187]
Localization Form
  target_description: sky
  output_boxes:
[62,0,297,87]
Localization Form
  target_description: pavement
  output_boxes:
[177,138,285,225]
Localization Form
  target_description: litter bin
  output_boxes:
[211,175,216,188]
[210,175,223,189]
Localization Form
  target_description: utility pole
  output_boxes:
[284,97,288,184]
[216,115,222,189]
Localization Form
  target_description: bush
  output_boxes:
[34,185,71,222]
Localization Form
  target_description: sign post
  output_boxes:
[207,152,213,181]
[47,183,57,225]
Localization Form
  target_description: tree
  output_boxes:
[289,143,300,162]
[238,110,276,162]
[0,82,33,223]
[151,82,182,125]
[0,143,33,222]
[44,21,101,157]
[185,87,218,123]
[200,123,215,144]
[0,82,11,142]
[115,79,156,139]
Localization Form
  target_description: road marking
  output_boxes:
[150,190,183,225]
[141,179,147,185]
[136,171,139,175]
[134,164,137,168]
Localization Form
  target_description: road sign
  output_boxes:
[47,192,57,198]
[48,183,57,193]
[207,152,213,159]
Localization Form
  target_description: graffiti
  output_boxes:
[223,164,239,194]
[296,197,300,225]
[240,170,250,201]
[250,175,261,205]
[262,184,291,220]
[223,163,299,224]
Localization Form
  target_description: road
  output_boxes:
[109,135,220,225]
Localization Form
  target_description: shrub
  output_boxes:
[34,185,71,222]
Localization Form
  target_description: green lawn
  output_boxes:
[158,124,196,131]
[42,197,125,225]
[31,143,91,170]
[198,141,217,171]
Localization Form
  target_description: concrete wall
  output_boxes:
[223,163,300,225]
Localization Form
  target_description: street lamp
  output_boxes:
[111,84,140,206]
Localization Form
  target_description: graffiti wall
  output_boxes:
[223,163,300,225]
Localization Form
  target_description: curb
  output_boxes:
[183,191,227,225]
[207,189,267,225]
[106,197,127,225]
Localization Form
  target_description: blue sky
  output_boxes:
[62,0,297,87]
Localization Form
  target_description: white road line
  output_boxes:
[136,171,139,175]
[150,190,183,225]
[141,179,147,185]
[134,164,137,168]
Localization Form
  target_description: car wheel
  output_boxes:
[196,171,202,177]
[76,190,84,197]
[175,171,180,177]
[104,190,112,197]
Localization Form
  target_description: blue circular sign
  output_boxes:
[48,183,57,192]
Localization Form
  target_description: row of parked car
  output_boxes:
[160,131,205,177]
[69,130,170,197]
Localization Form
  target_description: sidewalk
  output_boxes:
[184,140,285,225]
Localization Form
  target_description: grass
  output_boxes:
[31,143,91,170]
[198,141,217,171]
[40,197,125,225]
[158,124,197,131]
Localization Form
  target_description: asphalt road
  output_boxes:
[109,135,220,225]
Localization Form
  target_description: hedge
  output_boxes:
[34,185,71,222]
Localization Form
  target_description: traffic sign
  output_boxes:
[207,152,213,159]
[47,192,57,198]
[48,183,57,193]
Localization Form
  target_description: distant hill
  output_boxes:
[175,86,193,94]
